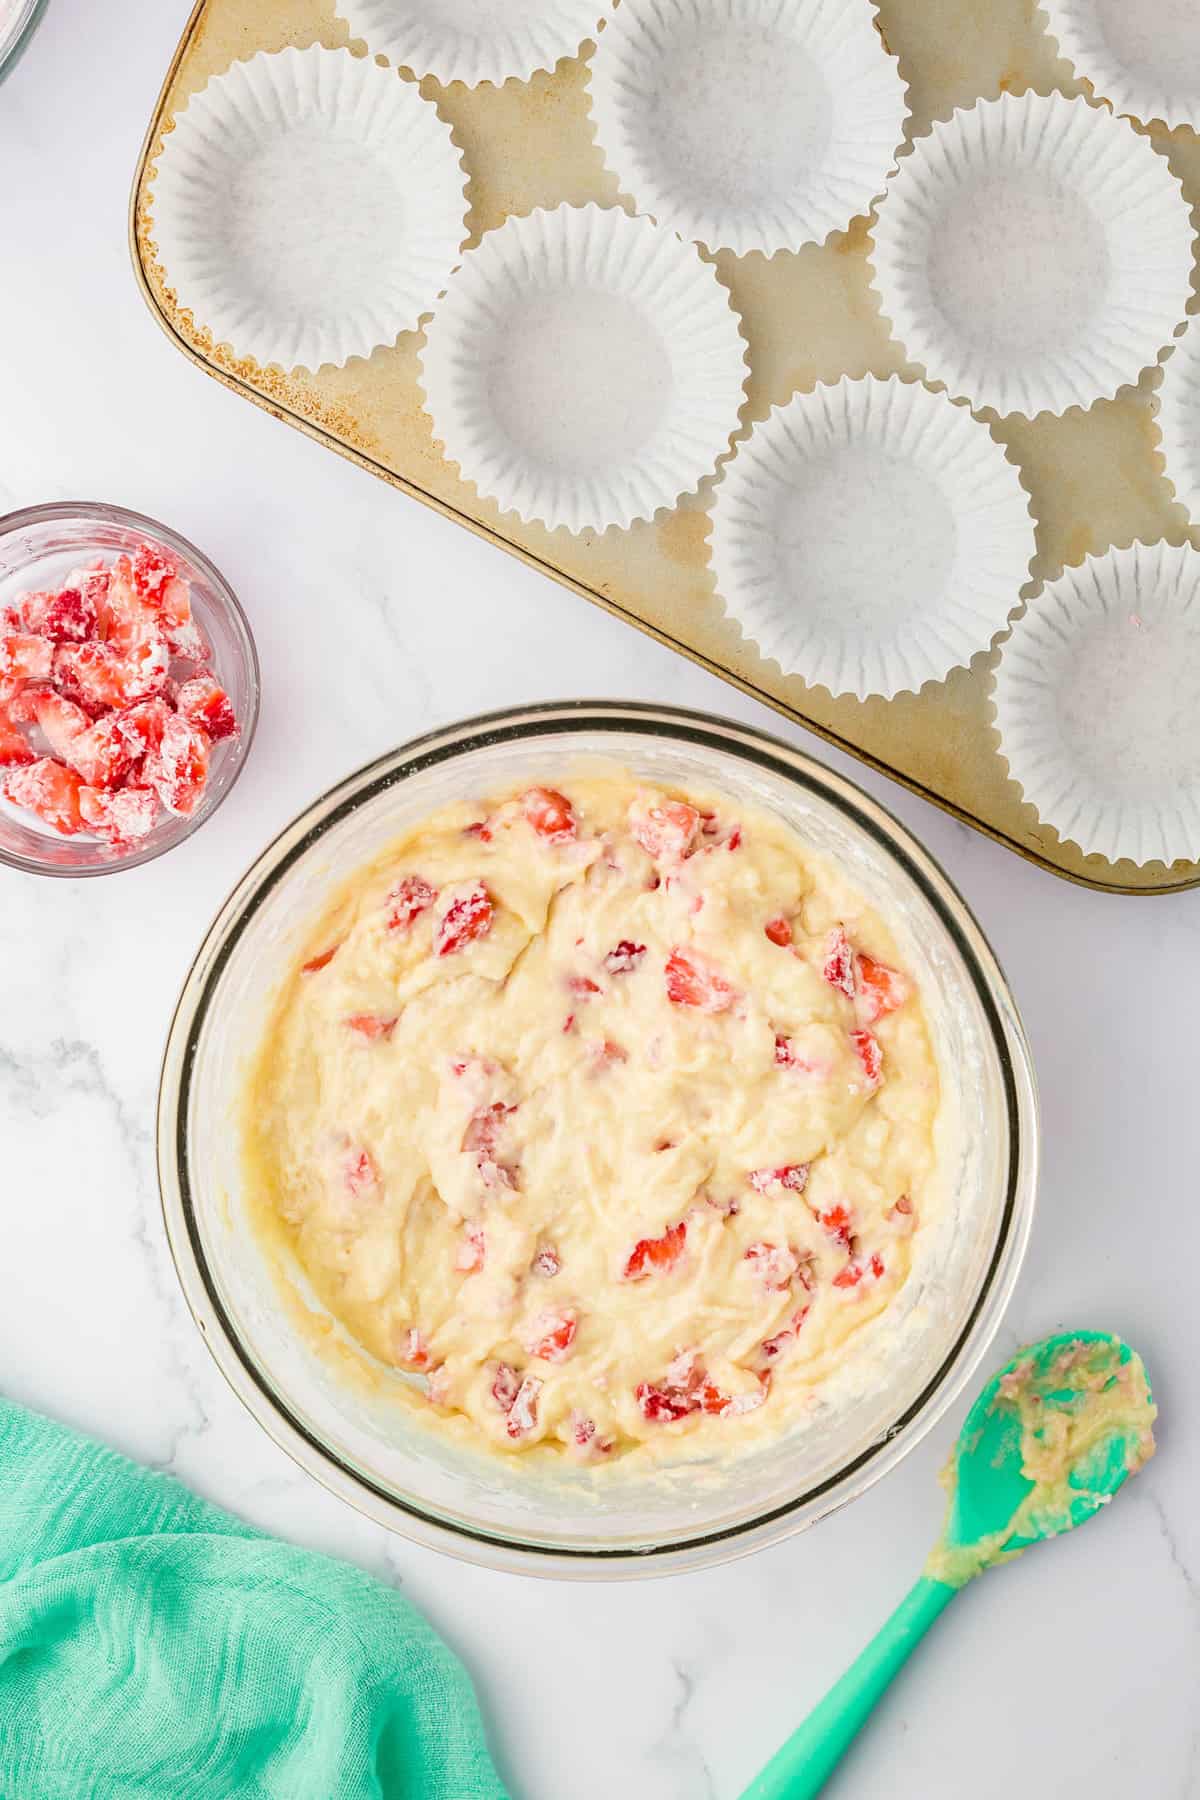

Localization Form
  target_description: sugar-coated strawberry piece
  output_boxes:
[532,1245,561,1278]
[833,1251,885,1290]
[748,1163,810,1195]
[435,882,493,957]
[386,874,438,933]
[113,696,171,761]
[38,587,99,644]
[623,1219,687,1281]
[506,1374,543,1439]
[855,953,911,1025]
[0,702,33,769]
[664,947,736,1012]
[56,634,169,709]
[823,925,856,1000]
[761,1305,812,1362]
[521,786,577,841]
[175,674,238,743]
[130,540,179,602]
[524,1307,579,1363]
[0,635,53,680]
[604,940,646,975]
[743,1242,802,1291]
[816,1204,854,1249]
[2,757,84,834]
[67,715,135,790]
[2,591,53,633]
[568,974,601,999]
[144,710,210,816]
[463,1100,518,1190]
[343,1146,378,1195]
[345,1013,398,1041]
[774,1032,794,1067]
[636,1382,693,1423]
[491,1363,521,1410]
[302,944,341,974]
[764,916,793,947]
[850,1028,883,1089]
[629,797,701,862]
[455,1225,486,1273]
[570,1413,614,1458]
[77,784,158,847]
[398,1328,432,1370]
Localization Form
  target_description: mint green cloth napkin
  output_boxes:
[0,1397,509,1800]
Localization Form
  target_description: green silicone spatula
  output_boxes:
[739,1330,1156,1800]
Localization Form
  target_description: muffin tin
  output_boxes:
[130,0,1200,895]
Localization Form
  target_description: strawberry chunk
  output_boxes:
[175,675,238,743]
[773,1032,795,1067]
[301,944,340,974]
[464,819,493,843]
[855,953,911,1025]
[623,1219,687,1281]
[664,947,736,1012]
[761,1306,812,1362]
[743,1242,802,1291]
[604,940,646,975]
[833,1251,885,1290]
[129,540,179,602]
[0,635,53,680]
[629,798,700,862]
[143,711,210,816]
[524,1307,578,1363]
[398,1328,432,1370]
[345,1013,398,1041]
[764,916,793,947]
[77,784,158,847]
[532,1245,561,1277]
[455,1224,486,1273]
[2,757,84,834]
[568,974,601,999]
[521,786,576,841]
[636,1382,694,1423]
[343,1146,378,1195]
[816,1204,854,1249]
[65,715,134,790]
[386,874,438,933]
[491,1363,520,1410]
[38,587,99,644]
[0,703,33,769]
[463,1100,518,1190]
[56,635,169,709]
[113,697,171,761]
[435,882,493,957]
[748,1163,810,1195]
[823,925,856,1000]
[570,1413,614,1457]
[850,1029,883,1089]
[506,1374,543,1439]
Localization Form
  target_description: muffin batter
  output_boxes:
[244,775,938,1462]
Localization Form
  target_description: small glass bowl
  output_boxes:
[158,702,1039,1578]
[0,0,46,83]
[0,501,259,878]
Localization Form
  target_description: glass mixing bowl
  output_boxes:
[158,702,1038,1577]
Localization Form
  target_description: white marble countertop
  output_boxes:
[2,6,1198,1797]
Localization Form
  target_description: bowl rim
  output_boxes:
[0,499,261,878]
[157,699,1039,1578]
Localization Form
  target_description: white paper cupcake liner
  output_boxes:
[709,374,1035,701]
[150,47,468,373]
[587,0,908,256]
[991,542,1200,866]
[335,0,612,87]
[868,91,1195,419]
[1154,319,1200,519]
[418,203,748,534]
[1041,0,1200,131]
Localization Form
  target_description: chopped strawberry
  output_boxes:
[532,1245,561,1277]
[521,785,576,841]
[593,1038,627,1067]
[386,874,438,933]
[0,703,33,768]
[435,882,493,957]
[623,1219,687,1281]
[38,587,99,644]
[55,634,169,709]
[398,1328,432,1370]
[833,1251,885,1290]
[2,757,84,834]
[65,715,134,790]
[696,1380,732,1416]
[143,711,210,815]
[464,819,493,843]
[604,940,646,975]
[816,1204,854,1249]
[850,1029,883,1089]
[636,1383,693,1423]
[743,1241,802,1291]
[630,798,701,862]
[455,1224,486,1273]
[823,925,856,1000]
[343,1147,378,1195]
[855,953,911,1025]
[113,697,171,761]
[2,591,53,633]
[774,1032,795,1067]
[761,1306,812,1362]
[302,944,341,975]
[0,635,53,680]
[524,1307,578,1363]
[77,784,158,846]
[764,916,793,947]
[463,1101,518,1190]
[175,674,238,743]
[664,947,736,1012]
[491,1363,520,1410]
[345,1013,398,1041]
[726,827,742,852]
[570,1413,614,1457]
[506,1374,543,1439]
[568,974,601,998]
[129,540,179,602]
[748,1164,810,1195]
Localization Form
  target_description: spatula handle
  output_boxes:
[738,1574,958,1800]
